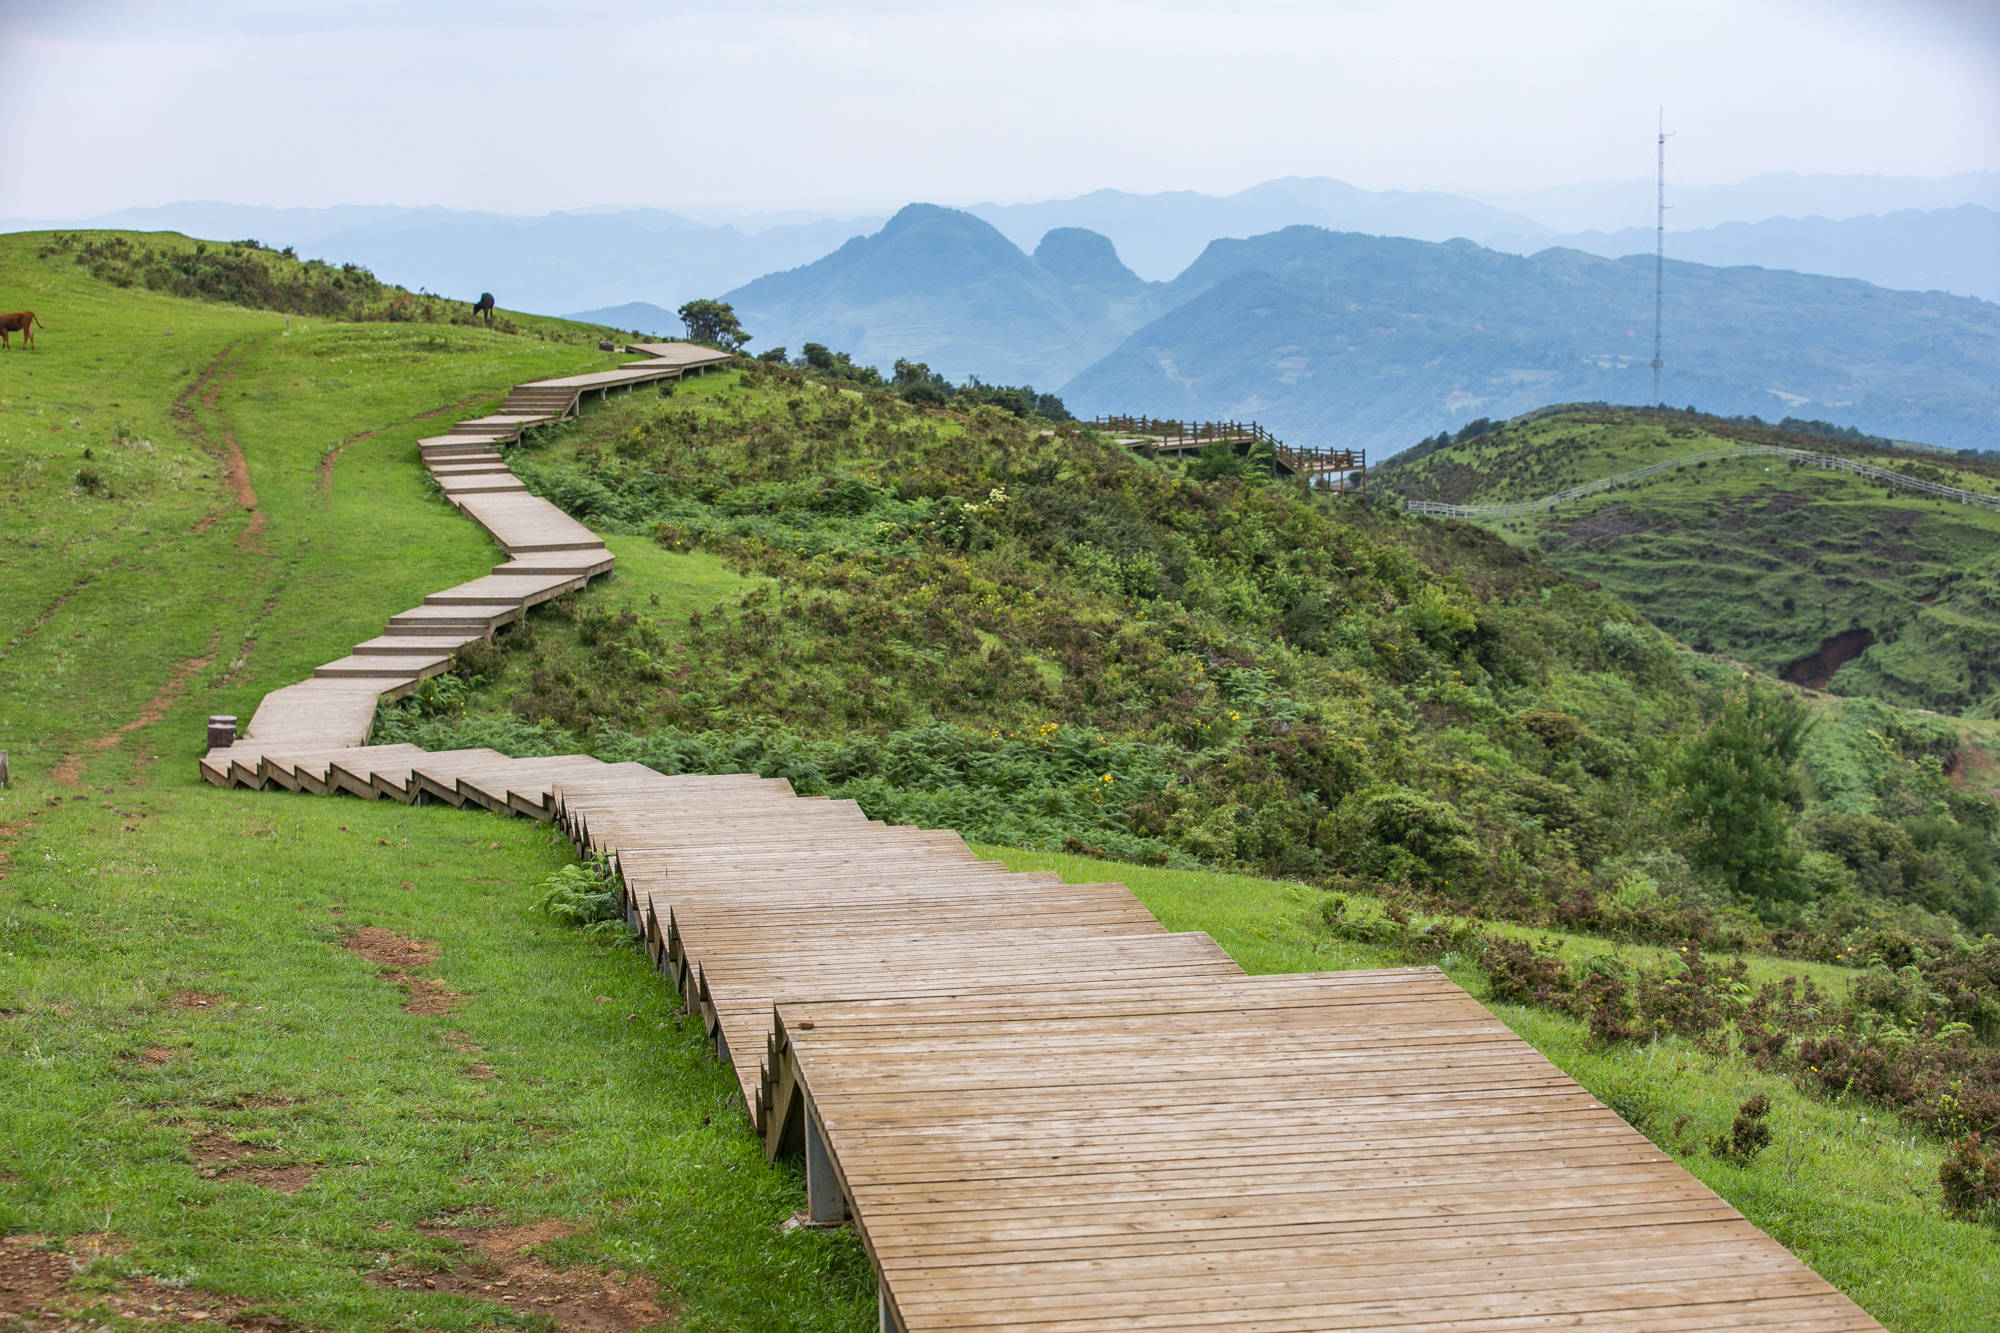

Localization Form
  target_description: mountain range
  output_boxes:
[723,206,1163,386]
[728,205,2000,455]
[8,171,1998,316]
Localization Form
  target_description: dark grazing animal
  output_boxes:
[0,310,42,349]
[472,292,496,325]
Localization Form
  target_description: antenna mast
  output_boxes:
[1652,109,1672,406]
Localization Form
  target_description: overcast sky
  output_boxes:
[2,0,1994,219]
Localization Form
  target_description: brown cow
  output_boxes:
[0,311,42,350]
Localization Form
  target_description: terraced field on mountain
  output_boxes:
[1378,409,2000,716]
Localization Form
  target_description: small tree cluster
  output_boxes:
[677,298,750,350]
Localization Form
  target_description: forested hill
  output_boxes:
[1376,406,2000,715]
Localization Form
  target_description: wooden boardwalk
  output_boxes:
[199,355,1881,1331]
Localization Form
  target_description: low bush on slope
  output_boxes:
[381,364,2000,959]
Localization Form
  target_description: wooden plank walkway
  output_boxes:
[196,359,1882,1332]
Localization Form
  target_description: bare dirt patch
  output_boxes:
[172,346,265,550]
[1781,627,1877,690]
[317,429,379,492]
[1753,489,1815,517]
[175,990,226,1010]
[189,1132,317,1195]
[140,1046,175,1065]
[400,977,466,1016]
[0,1232,296,1330]
[203,1093,297,1111]
[342,928,464,1015]
[175,345,252,540]
[1948,736,2000,800]
[203,371,264,549]
[343,927,439,969]
[1560,504,1653,544]
[376,1220,666,1331]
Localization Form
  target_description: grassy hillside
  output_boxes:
[1375,407,2000,715]
[4,233,2000,1329]
[0,232,876,1330]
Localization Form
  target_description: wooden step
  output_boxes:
[436,475,529,495]
[385,602,524,633]
[352,634,486,656]
[424,572,583,607]
[312,653,453,681]
[450,414,546,436]
[493,551,616,578]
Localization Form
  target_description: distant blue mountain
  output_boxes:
[722,205,1164,386]
[966,177,1551,281]
[1471,171,2000,235]
[1541,206,2000,304]
[1060,227,2000,454]
[565,302,681,336]
[12,173,1997,316]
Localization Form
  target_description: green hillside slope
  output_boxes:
[5,233,2000,1329]
[0,232,880,1330]
[1377,408,2000,715]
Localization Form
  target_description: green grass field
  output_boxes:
[3,236,1997,1330]
[0,233,873,1330]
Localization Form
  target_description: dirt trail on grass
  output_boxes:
[318,392,495,492]
[0,574,92,664]
[205,369,265,549]
[343,926,465,1014]
[375,1220,666,1331]
[188,1131,317,1193]
[0,1232,297,1330]
[175,343,264,548]
[52,632,222,786]
[0,816,42,884]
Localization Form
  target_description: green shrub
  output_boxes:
[1939,1134,2000,1224]
[533,856,628,939]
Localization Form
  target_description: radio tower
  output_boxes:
[1652,109,1673,406]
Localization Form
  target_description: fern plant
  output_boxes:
[533,855,630,939]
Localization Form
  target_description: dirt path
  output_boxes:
[51,631,223,786]
[175,343,265,548]
[317,392,495,493]
[0,815,42,884]
[0,573,91,662]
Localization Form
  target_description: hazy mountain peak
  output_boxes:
[1033,227,1142,289]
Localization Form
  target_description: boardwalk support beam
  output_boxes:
[878,1285,904,1333]
[805,1106,846,1225]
